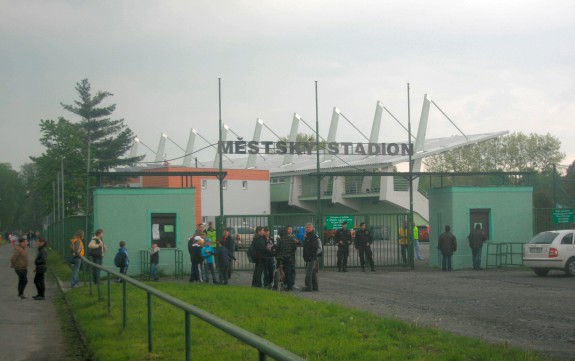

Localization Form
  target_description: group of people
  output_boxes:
[437,223,488,271]
[10,235,48,300]
[188,223,236,285]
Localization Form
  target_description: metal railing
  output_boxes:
[80,256,304,361]
[139,248,184,280]
[485,242,525,268]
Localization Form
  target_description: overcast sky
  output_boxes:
[2,0,574,170]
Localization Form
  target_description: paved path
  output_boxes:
[0,243,67,361]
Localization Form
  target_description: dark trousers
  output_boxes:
[442,255,453,271]
[34,271,46,297]
[218,264,229,284]
[400,244,408,264]
[278,257,293,289]
[264,257,274,287]
[337,247,349,270]
[15,269,28,296]
[252,259,266,287]
[190,262,202,282]
[358,246,374,270]
[91,256,103,284]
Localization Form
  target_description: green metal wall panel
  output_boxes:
[93,188,196,275]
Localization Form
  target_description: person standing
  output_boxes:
[189,236,205,283]
[335,221,352,272]
[116,241,129,282]
[202,239,218,284]
[149,242,160,281]
[275,227,297,291]
[285,225,300,290]
[468,224,487,270]
[194,223,207,240]
[438,225,457,272]
[302,223,319,292]
[398,221,409,265]
[263,227,275,288]
[33,238,48,300]
[355,222,375,272]
[70,230,85,288]
[206,221,217,246]
[11,237,29,299]
[88,229,107,285]
[215,239,235,285]
[251,226,271,288]
[221,228,235,279]
[413,223,424,260]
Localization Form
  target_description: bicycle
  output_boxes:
[273,257,289,291]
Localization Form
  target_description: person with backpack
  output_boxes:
[70,230,85,288]
[114,241,129,282]
[88,229,107,285]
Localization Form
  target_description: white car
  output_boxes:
[523,230,575,276]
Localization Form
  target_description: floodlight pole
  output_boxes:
[218,78,225,237]
[407,83,414,269]
[315,81,321,235]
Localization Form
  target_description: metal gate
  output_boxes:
[218,213,411,271]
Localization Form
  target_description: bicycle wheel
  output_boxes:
[273,268,280,291]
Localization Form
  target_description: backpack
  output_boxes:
[114,251,126,267]
[246,239,257,263]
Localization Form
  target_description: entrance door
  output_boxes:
[469,209,490,239]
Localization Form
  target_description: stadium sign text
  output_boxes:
[218,141,413,156]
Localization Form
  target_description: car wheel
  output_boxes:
[564,258,575,276]
[533,268,549,277]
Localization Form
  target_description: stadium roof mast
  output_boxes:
[155,133,168,163]
[183,129,197,167]
[246,118,264,169]
[213,123,229,168]
[281,113,302,166]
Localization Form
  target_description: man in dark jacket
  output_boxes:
[33,238,48,299]
[468,224,487,270]
[335,221,352,272]
[438,225,457,272]
[354,222,375,272]
[302,223,319,292]
[188,236,205,282]
[221,228,235,279]
[251,226,271,287]
[275,227,297,290]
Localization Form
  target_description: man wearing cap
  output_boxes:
[188,236,205,282]
[335,221,352,272]
[11,237,29,299]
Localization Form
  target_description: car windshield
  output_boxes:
[528,232,559,244]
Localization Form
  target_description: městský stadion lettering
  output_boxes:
[218,141,413,156]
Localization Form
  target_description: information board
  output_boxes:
[325,215,354,230]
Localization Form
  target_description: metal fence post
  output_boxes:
[148,293,153,352]
[185,311,191,361]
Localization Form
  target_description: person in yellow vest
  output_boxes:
[413,223,424,260]
[70,229,85,288]
[398,221,409,265]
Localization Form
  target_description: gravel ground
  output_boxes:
[232,243,575,360]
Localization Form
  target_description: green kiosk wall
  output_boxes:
[427,186,533,270]
[93,188,196,276]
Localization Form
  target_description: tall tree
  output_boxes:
[32,79,143,216]
[0,163,25,231]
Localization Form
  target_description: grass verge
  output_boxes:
[50,250,547,361]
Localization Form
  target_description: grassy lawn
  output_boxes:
[50,250,546,361]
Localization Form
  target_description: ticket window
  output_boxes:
[151,213,177,248]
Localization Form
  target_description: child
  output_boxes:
[201,238,218,284]
[116,241,129,282]
[149,242,160,281]
[215,239,236,285]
